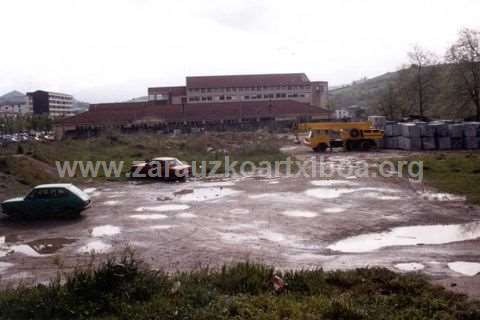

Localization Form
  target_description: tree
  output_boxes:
[398,46,440,117]
[446,28,480,120]
[373,80,401,120]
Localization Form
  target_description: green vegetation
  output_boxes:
[405,152,480,204]
[0,255,478,319]
[4,132,291,180]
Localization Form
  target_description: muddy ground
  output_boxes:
[1,146,480,297]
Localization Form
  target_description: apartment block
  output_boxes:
[27,90,74,118]
[148,73,328,108]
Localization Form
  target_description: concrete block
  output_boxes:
[463,122,480,137]
[429,123,449,137]
[437,137,451,150]
[451,138,464,149]
[399,136,422,150]
[464,136,479,149]
[385,124,401,137]
[420,123,435,137]
[449,124,464,138]
[422,137,436,150]
[384,137,399,149]
[400,123,421,138]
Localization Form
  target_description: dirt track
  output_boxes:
[1,146,480,297]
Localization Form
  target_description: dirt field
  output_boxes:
[1,146,480,297]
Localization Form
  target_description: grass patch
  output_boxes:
[18,131,291,179]
[401,152,480,204]
[1,255,479,319]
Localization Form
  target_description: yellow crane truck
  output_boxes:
[294,121,384,152]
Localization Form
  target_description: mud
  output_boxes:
[0,146,479,298]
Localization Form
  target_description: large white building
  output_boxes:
[148,73,328,109]
[27,90,75,118]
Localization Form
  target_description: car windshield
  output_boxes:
[165,159,184,167]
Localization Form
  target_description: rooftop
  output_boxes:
[58,100,329,127]
[186,73,311,89]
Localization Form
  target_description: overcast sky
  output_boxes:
[1,0,479,103]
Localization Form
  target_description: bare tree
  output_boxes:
[373,81,400,120]
[446,28,480,120]
[398,46,440,118]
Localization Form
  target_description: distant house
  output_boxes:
[0,91,30,118]
[335,109,351,119]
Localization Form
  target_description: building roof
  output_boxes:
[57,100,329,127]
[186,73,310,89]
[148,86,186,97]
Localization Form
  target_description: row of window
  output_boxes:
[48,95,72,101]
[188,93,308,102]
[188,85,312,93]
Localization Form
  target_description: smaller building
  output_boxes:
[0,103,31,118]
[27,90,74,118]
[335,109,351,119]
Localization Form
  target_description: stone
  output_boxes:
[400,123,421,138]
[437,137,451,150]
[384,137,399,149]
[464,136,479,149]
[420,123,435,137]
[449,124,464,138]
[429,123,449,137]
[384,124,401,137]
[399,136,422,150]
[422,137,436,150]
[451,138,464,150]
[463,122,480,137]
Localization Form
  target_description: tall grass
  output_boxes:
[1,255,479,319]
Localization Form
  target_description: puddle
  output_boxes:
[3,272,33,280]
[0,262,14,273]
[259,230,286,242]
[394,263,425,271]
[150,225,174,230]
[130,214,168,220]
[197,181,236,187]
[281,210,318,218]
[176,212,198,219]
[306,187,400,200]
[78,240,112,254]
[8,245,43,257]
[418,191,466,202]
[323,207,346,214]
[134,204,190,212]
[83,188,97,194]
[91,225,121,237]
[27,238,76,254]
[328,222,480,253]
[103,200,121,206]
[448,261,480,276]
[230,208,250,215]
[249,192,309,203]
[310,180,359,187]
[177,187,240,202]
[219,232,258,244]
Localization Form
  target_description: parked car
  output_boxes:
[130,157,192,181]
[1,184,91,219]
